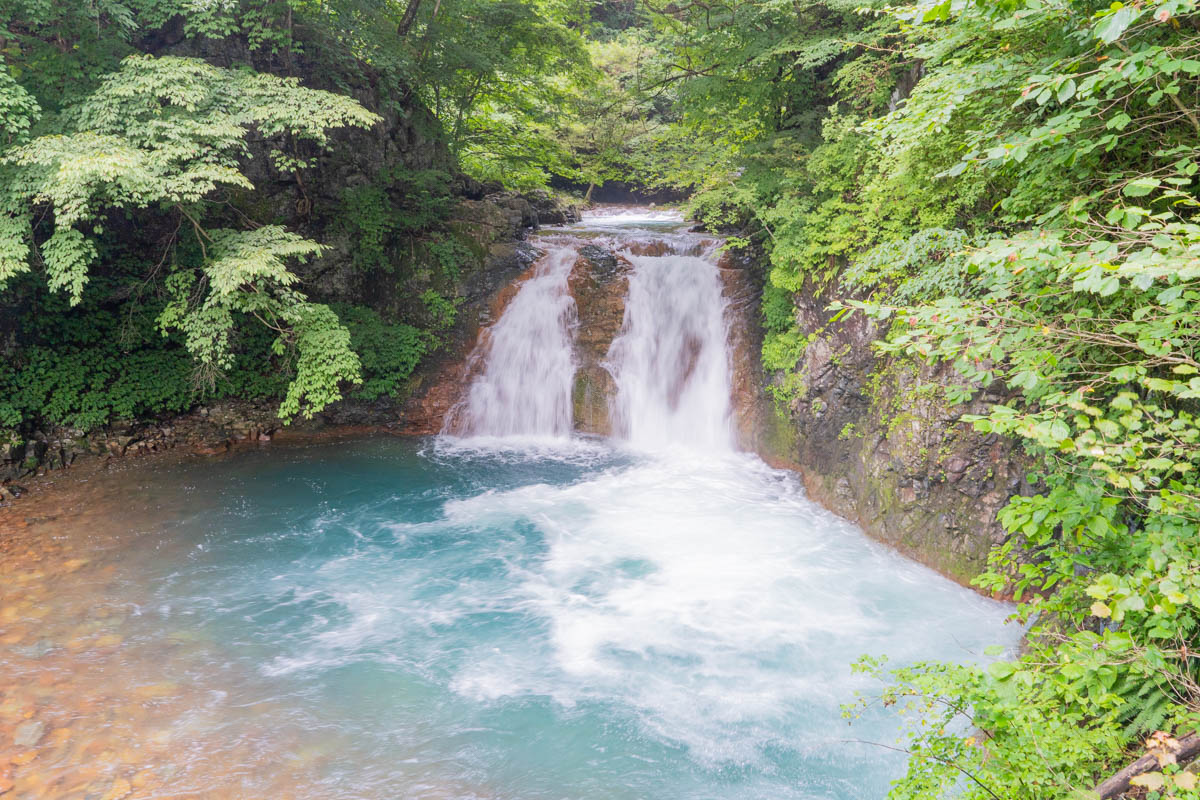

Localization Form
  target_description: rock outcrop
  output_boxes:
[748,274,1032,584]
[567,245,632,435]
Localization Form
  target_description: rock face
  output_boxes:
[525,190,582,226]
[749,274,1032,584]
[567,246,632,435]
[715,248,779,455]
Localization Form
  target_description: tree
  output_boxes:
[1,54,380,419]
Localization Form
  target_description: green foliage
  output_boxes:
[334,304,433,401]
[803,0,1200,795]
[411,0,592,188]
[336,167,460,276]
[841,228,972,302]
[0,53,380,422]
[761,283,796,335]
[0,275,290,432]
[426,235,472,282]
[644,0,1200,791]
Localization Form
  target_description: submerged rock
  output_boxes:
[13,719,45,748]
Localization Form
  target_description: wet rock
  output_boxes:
[575,245,620,279]
[749,262,1033,584]
[193,440,229,457]
[13,719,45,748]
[624,240,675,257]
[100,778,132,800]
[567,247,632,435]
[525,189,580,225]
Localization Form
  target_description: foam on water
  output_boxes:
[573,207,684,227]
[130,438,1015,800]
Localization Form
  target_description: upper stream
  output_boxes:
[0,209,1018,799]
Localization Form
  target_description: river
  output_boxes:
[0,209,1017,799]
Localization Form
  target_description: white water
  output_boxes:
[450,246,578,437]
[607,249,733,449]
[417,208,1018,797]
[452,209,734,448]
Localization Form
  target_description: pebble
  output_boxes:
[13,719,44,747]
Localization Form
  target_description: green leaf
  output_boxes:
[1057,78,1077,104]
[1094,5,1138,43]
[988,661,1016,680]
[1106,112,1132,130]
[1122,178,1159,197]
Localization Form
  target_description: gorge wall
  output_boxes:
[744,275,1032,585]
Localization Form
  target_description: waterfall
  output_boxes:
[448,210,734,450]
[448,245,578,437]
[606,249,734,450]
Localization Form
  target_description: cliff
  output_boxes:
[744,273,1033,585]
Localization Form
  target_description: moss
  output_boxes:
[758,402,798,461]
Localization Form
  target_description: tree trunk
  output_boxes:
[1095,733,1200,799]
[397,0,422,37]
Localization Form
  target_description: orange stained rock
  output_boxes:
[9,751,36,766]
[133,683,178,700]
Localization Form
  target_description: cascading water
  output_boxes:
[606,246,733,449]
[452,208,736,449]
[1,206,1020,800]
[448,245,578,437]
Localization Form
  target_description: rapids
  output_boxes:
[0,208,1018,800]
